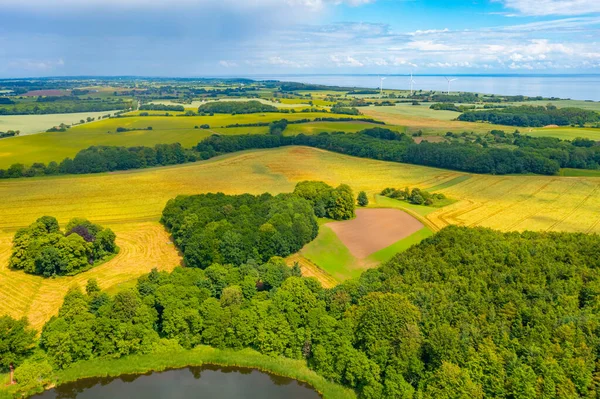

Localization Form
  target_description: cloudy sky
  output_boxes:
[1,0,599,77]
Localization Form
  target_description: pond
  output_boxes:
[31,365,322,399]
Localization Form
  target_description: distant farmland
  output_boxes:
[0,110,121,135]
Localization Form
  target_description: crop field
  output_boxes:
[525,126,600,141]
[284,121,404,135]
[361,104,515,134]
[1,147,600,327]
[0,112,369,168]
[0,110,121,135]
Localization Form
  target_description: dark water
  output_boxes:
[246,74,600,102]
[31,365,322,399]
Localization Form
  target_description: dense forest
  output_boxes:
[197,100,279,114]
[458,105,600,127]
[0,98,132,115]
[2,126,600,179]
[161,192,319,268]
[5,226,600,398]
[9,216,118,276]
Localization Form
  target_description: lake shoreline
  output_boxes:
[3,346,355,399]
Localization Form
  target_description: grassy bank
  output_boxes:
[1,346,355,399]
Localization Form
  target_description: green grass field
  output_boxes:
[0,112,370,168]
[525,127,600,141]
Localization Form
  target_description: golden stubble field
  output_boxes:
[1,146,600,330]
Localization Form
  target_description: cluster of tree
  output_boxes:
[139,104,185,112]
[269,119,288,135]
[381,187,446,206]
[9,216,118,277]
[429,103,476,112]
[293,181,355,220]
[459,105,600,127]
[0,130,19,138]
[8,225,600,398]
[0,97,15,104]
[161,192,319,268]
[0,98,132,115]
[115,126,153,133]
[197,101,278,115]
[331,104,361,115]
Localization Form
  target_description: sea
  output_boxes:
[246,74,600,102]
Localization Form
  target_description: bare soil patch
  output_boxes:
[328,208,424,258]
[543,124,559,128]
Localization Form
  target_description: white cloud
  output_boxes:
[499,0,600,16]
[219,60,237,68]
[268,56,311,68]
[329,55,364,67]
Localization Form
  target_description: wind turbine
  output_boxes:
[409,71,416,96]
[445,77,458,94]
[379,76,386,97]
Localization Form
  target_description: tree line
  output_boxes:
[139,104,185,112]
[3,127,600,180]
[458,105,599,127]
[0,98,132,115]
[4,225,600,398]
[9,216,118,277]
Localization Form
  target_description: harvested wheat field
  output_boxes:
[328,209,424,258]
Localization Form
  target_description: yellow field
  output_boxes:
[1,147,600,330]
[362,104,516,134]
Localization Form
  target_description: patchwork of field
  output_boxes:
[0,112,371,168]
[361,104,515,134]
[0,110,122,135]
[2,147,600,328]
[150,98,311,109]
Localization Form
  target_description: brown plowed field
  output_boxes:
[328,209,424,258]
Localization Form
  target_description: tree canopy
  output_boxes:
[9,216,119,276]
[161,192,318,268]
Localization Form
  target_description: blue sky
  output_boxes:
[0,0,599,77]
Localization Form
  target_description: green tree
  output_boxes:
[357,191,369,207]
[0,315,36,371]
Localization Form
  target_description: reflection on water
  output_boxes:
[31,365,321,399]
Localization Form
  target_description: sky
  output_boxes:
[0,0,599,77]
